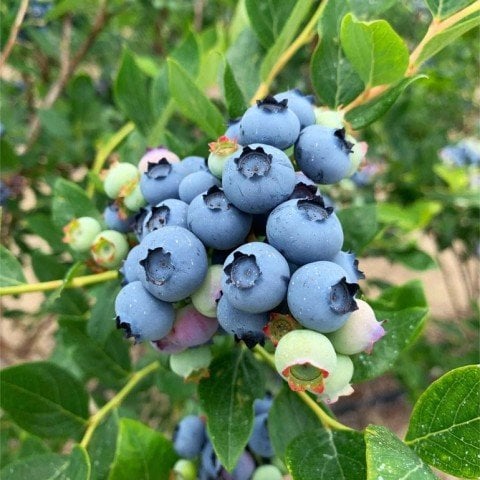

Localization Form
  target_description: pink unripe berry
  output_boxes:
[138,146,180,174]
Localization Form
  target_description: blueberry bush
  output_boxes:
[1,1,479,479]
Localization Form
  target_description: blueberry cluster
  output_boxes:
[99,89,387,397]
[171,396,281,480]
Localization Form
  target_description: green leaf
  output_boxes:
[369,280,427,311]
[87,411,118,480]
[286,429,366,480]
[416,10,480,66]
[87,280,122,344]
[405,365,480,479]
[167,59,225,138]
[389,246,436,271]
[46,0,99,20]
[0,245,26,287]
[223,61,248,119]
[353,307,428,382]
[198,349,265,471]
[114,49,154,136]
[108,418,177,480]
[51,178,99,230]
[1,445,90,480]
[0,138,19,173]
[377,200,442,231]
[0,362,89,439]
[336,204,378,255]
[245,0,297,48]
[31,250,69,282]
[311,0,364,108]
[171,31,201,78]
[268,387,319,459]
[260,0,315,81]
[366,425,437,479]
[340,14,409,87]
[25,213,65,253]
[345,75,428,129]
[424,0,475,19]
[434,164,470,191]
[57,318,131,387]
[348,0,398,18]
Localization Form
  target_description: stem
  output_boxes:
[80,361,160,449]
[249,0,328,103]
[0,0,30,71]
[86,121,136,198]
[253,345,354,432]
[0,270,118,296]
[342,1,480,114]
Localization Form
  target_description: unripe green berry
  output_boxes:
[90,230,129,269]
[207,136,242,178]
[275,329,337,394]
[328,299,385,355]
[314,107,344,129]
[191,264,223,318]
[171,459,197,480]
[170,345,212,381]
[123,182,146,212]
[103,162,139,199]
[62,217,102,252]
[252,465,283,480]
[346,135,368,176]
[319,354,354,404]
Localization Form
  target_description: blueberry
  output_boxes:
[253,394,273,416]
[222,144,295,214]
[274,89,316,129]
[176,155,208,177]
[252,465,283,480]
[0,180,11,205]
[137,226,208,302]
[187,186,252,250]
[239,96,300,150]
[289,171,319,200]
[103,203,134,233]
[294,126,353,184]
[330,251,365,283]
[103,162,139,199]
[119,244,142,284]
[90,230,129,269]
[138,146,180,174]
[287,261,358,333]
[266,196,344,265]
[179,171,220,204]
[132,206,151,241]
[200,442,222,479]
[208,136,242,179]
[170,345,212,381]
[172,459,197,480]
[224,118,241,140]
[229,451,255,480]
[139,159,183,205]
[115,281,174,342]
[222,242,290,314]
[142,198,188,236]
[314,108,345,129]
[62,217,102,253]
[216,295,268,347]
[123,183,146,212]
[191,264,223,318]
[248,413,274,458]
[319,354,354,404]
[173,415,206,459]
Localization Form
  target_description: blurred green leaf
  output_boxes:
[25,213,65,253]
[198,349,265,471]
[377,200,442,231]
[46,0,99,20]
[245,0,297,48]
[31,250,69,282]
[63,445,91,480]
[114,49,154,136]
[108,418,177,480]
[0,139,19,173]
[365,425,437,479]
[345,75,427,129]
[433,164,470,191]
[167,59,225,138]
[0,245,26,287]
[0,362,89,439]
[369,280,428,311]
[424,0,475,19]
[388,245,436,271]
[0,454,68,480]
[269,387,319,459]
[311,0,364,108]
[223,60,247,119]
[341,14,409,87]
[348,0,398,18]
[286,429,366,480]
[405,365,480,478]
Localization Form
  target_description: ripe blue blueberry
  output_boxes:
[200,441,222,479]
[222,144,295,214]
[103,203,134,233]
[266,196,344,265]
[137,226,208,302]
[139,159,183,205]
[287,261,359,333]
[187,186,252,250]
[119,244,142,284]
[224,118,241,140]
[142,198,188,236]
[248,412,274,458]
[253,394,273,416]
[274,89,316,129]
[173,415,206,459]
[115,281,174,342]
[132,206,150,241]
[330,250,365,283]
[229,451,256,480]
[178,171,220,204]
[221,242,290,314]
[176,155,208,177]
[216,295,268,348]
[239,96,300,150]
[294,126,353,184]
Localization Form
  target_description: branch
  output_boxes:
[0,270,118,296]
[24,1,111,152]
[0,0,30,71]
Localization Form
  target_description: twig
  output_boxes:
[24,1,111,152]
[0,0,30,71]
